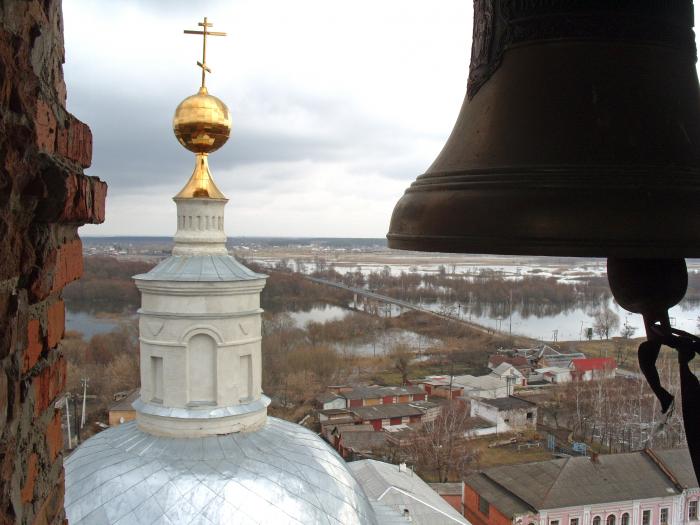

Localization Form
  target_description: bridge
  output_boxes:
[303,275,499,336]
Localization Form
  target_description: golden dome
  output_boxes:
[174,153,226,199]
[173,87,231,154]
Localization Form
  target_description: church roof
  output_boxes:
[134,255,266,282]
[349,460,469,524]
[65,419,377,525]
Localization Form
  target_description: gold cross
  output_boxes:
[184,17,227,89]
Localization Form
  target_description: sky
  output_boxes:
[62,1,472,237]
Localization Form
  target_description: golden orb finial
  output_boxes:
[173,17,230,199]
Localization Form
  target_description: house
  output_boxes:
[488,355,533,376]
[352,402,431,431]
[464,448,698,525]
[318,408,356,439]
[571,357,617,381]
[108,389,139,426]
[534,366,572,384]
[453,374,509,399]
[469,396,538,435]
[337,430,387,460]
[414,377,465,399]
[342,385,427,408]
[349,460,470,525]
[383,424,418,447]
[490,363,527,386]
[315,392,346,410]
[429,483,464,514]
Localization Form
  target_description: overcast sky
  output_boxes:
[63,0,472,237]
[64,2,700,238]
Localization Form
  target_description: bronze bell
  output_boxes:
[387,0,700,479]
[387,0,700,258]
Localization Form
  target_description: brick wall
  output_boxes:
[0,1,106,524]
[464,483,516,525]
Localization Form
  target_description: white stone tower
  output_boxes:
[64,20,378,524]
[132,18,269,437]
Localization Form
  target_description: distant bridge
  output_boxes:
[303,275,498,336]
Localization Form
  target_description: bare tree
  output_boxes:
[593,306,620,339]
[408,402,477,482]
[389,343,412,385]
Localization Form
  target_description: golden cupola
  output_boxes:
[173,17,230,200]
[171,17,231,256]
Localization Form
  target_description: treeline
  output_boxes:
[244,261,352,313]
[62,323,140,423]
[63,256,352,316]
[63,256,155,312]
[308,265,613,318]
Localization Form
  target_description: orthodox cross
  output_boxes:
[184,17,227,89]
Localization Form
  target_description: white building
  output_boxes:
[63,41,382,524]
[453,374,510,399]
[349,460,470,524]
[535,366,573,384]
[470,396,538,435]
[490,362,527,386]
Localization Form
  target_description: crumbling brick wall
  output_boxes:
[0,1,106,524]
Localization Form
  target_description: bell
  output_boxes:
[387,1,700,258]
[387,0,700,481]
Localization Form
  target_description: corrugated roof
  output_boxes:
[429,483,463,496]
[572,357,617,371]
[352,403,425,421]
[109,389,139,412]
[465,473,533,517]
[654,448,699,488]
[349,460,470,525]
[342,431,387,452]
[477,396,536,411]
[343,385,425,400]
[491,363,525,377]
[134,255,266,282]
[453,374,507,390]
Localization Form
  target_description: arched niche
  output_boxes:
[188,333,217,405]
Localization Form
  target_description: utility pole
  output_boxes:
[73,396,80,446]
[80,377,88,429]
[509,289,513,338]
[64,394,72,449]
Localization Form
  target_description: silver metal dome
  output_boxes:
[65,418,378,525]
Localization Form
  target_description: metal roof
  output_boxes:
[109,389,139,413]
[349,460,470,525]
[352,403,425,421]
[453,375,507,391]
[653,448,699,488]
[134,255,266,282]
[464,473,533,517]
[429,483,463,496]
[342,386,425,401]
[65,418,377,525]
[341,431,387,453]
[476,396,536,411]
[466,450,688,514]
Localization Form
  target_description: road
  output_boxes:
[304,275,501,336]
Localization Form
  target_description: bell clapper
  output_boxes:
[608,258,700,468]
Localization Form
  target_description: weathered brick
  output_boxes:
[20,453,38,504]
[30,471,64,525]
[46,300,64,349]
[23,319,43,374]
[34,99,56,155]
[46,410,62,462]
[1,1,106,522]
[51,238,83,293]
[56,115,92,168]
[33,355,66,417]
